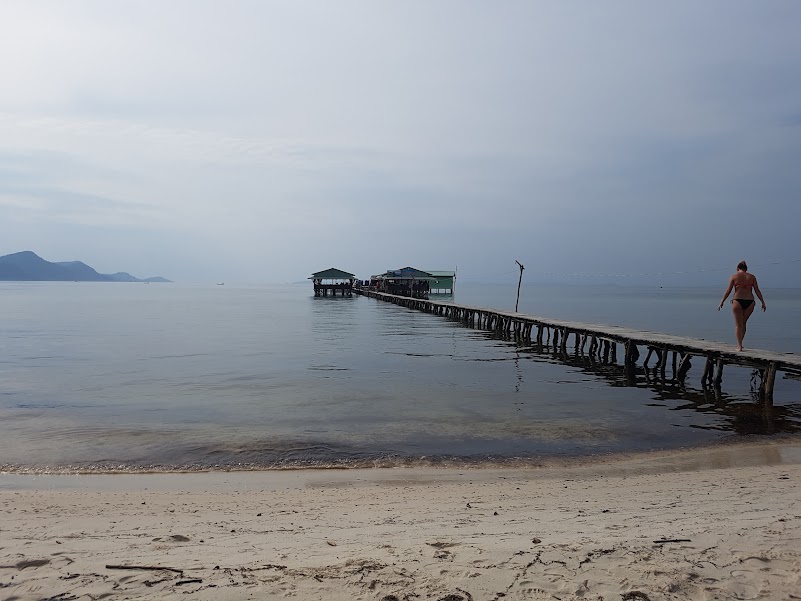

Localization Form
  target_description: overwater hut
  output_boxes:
[373,267,437,299]
[310,268,356,297]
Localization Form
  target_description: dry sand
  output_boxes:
[2,441,801,601]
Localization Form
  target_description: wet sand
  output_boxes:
[2,440,800,600]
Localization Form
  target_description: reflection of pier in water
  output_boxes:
[503,336,800,436]
[356,290,801,411]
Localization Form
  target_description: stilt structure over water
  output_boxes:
[355,289,801,402]
[424,270,456,294]
[371,267,437,299]
[310,268,356,297]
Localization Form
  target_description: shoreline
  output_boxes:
[2,438,800,599]
[2,434,801,481]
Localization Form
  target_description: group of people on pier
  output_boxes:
[383,279,430,299]
[312,279,354,297]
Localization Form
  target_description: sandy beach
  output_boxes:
[2,441,800,601]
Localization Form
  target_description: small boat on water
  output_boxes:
[217,282,225,286]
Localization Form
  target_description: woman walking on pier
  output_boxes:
[718,261,767,351]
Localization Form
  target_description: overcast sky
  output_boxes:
[1,1,799,286]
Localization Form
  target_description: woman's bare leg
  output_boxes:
[732,302,746,351]
[740,303,756,350]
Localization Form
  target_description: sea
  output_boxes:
[1,281,800,473]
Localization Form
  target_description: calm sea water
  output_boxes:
[1,281,799,472]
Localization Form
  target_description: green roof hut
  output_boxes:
[310,268,356,297]
[424,270,457,294]
[373,267,438,299]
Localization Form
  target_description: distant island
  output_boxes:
[0,251,171,283]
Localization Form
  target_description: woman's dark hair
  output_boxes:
[737,260,748,271]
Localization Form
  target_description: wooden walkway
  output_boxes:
[356,289,801,401]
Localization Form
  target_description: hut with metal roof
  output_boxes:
[373,267,438,299]
[309,268,356,297]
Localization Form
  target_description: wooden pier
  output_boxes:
[356,289,801,402]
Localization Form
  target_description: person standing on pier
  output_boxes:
[718,260,767,351]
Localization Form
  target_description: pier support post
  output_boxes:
[702,355,713,387]
[762,362,778,401]
[713,358,724,387]
[624,340,638,369]
[677,353,692,382]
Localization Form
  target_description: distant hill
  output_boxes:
[103,271,170,283]
[0,251,171,282]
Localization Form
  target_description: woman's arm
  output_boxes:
[718,277,734,310]
[753,277,767,311]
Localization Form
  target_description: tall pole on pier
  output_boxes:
[515,260,525,313]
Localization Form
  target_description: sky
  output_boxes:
[1,1,800,286]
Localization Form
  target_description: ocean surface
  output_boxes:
[1,281,800,472]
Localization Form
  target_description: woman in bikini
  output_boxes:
[718,260,767,351]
